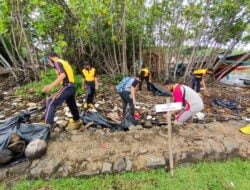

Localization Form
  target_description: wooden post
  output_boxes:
[166,97,174,176]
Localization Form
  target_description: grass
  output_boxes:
[15,70,124,100]
[15,68,85,99]
[3,159,250,190]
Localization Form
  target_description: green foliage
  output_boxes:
[9,159,250,190]
[100,73,124,85]
[0,0,9,34]
[15,68,84,99]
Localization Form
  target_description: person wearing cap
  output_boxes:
[81,60,98,110]
[139,65,151,91]
[191,68,213,93]
[163,79,204,124]
[43,52,81,130]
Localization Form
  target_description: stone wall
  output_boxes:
[1,121,250,181]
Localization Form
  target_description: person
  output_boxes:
[139,65,151,91]
[81,60,98,110]
[191,68,213,93]
[116,76,140,118]
[43,52,81,129]
[164,79,204,124]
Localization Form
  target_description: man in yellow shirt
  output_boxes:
[139,65,151,91]
[192,68,213,93]
[81,60,98,109]
[43,52,81,129]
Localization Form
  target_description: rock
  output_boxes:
[95,103,100,108]
[56,120,68,129]
[133,156,147,170]
[101,162,112,173]
[113,158,126,172]
[54,116,58,122]
[27,102,37,107]
[43,159,62,176]
[144,121,152,128]
[25,140,47,159]
[58,165,73,177]
[79,162,102,176]
[207,139,226,160]
[0,169,8,181]
[223,138,240,156]
[65,112,73,118]
[146,156,165,168]
[8,161,31,176]
[31,166,43,178]
[30,160,40,169]
[146,115,152,120]
[135,105,141,109]
[64,107,70,113]
[0,114,5,119]
[125,158,132,171]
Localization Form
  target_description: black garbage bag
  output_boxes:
[150,83,172,97]
[80,111,138,131]
[213,98,238,110]
[80,111,127,131]
[0,112,50,165]
[0,113,49,152]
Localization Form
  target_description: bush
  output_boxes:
[16,68,84,99]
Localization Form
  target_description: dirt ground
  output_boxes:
[0,81,250,180]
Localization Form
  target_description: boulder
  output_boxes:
[113,158,126,172]
[25,140,47,159]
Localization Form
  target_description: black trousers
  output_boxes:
[85,81,96,104]
[192,77,202,92]
[119,91,135,117]
[45,84,79,124]
[139,76,150,91]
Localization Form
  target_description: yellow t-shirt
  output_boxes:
[141,68,150,77]
[82,68,96,82]
[193,69,207,78]
[55,59,75,84]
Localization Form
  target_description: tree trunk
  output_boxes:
[121,0,127,74]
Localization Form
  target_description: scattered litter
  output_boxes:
[150,83,172,97]
[240,124,250,135]
[0,110,49,165]
[213,98,238,110]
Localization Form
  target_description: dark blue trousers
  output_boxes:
[85,81,96,104]
[119,91,135,117]
[45,84,79,124]
[192,77,202,92]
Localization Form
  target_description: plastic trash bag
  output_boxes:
[213,98,238,110]
[80,111,136,131]
[80,111,125,131]
[0,112,50,165]
[0,112,49,152]
[150,83,172,97]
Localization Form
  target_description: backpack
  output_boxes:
[116,77,133,92]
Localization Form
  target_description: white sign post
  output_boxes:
[155,102,182,113]
[155,100,182,176]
